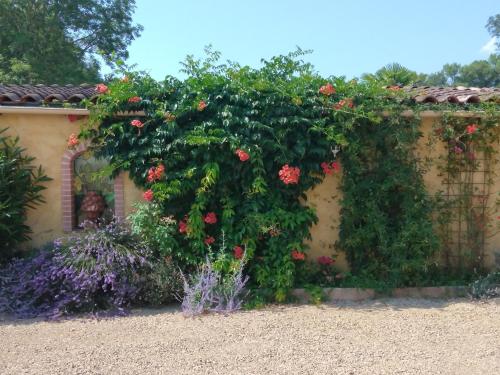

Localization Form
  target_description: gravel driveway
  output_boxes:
[1,298,499,375]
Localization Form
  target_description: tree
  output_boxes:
[361,63,426,86]
[0,0,142,84]
[0,55,39,84]
[424,56,499,87]
[486,14,499,52]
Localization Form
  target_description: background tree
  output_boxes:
[361,63,426,86]
[486,14,499,52]
[424,56,499,87]
[0,0,142,84]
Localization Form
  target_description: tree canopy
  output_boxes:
[0,0,142,84]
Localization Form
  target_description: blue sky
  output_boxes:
[116,0,499,80]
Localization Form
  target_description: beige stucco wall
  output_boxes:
[1,112,498,269]
[306,115,500,271]
[0,113,143,248]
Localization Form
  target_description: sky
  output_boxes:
[113,0,499,80]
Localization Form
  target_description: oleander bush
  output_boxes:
[0,128,50,263]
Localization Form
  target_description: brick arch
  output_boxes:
[61,144,125,232]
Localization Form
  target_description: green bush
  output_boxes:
[0,129,50,263]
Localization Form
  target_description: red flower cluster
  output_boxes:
[317,256,335,266]
[67,133,79,148]
[333,98,354,110]
[233,246,244,259]
[130,119,144,128]
[319,83,336,96]
[321,161,341,175]
[147,164,165,183]
[235,149,250,162]
[198,100,207,111]
[204,236,215,245]
[279,164,300,184]
[204,212,217,224]
[178,220,187,234]
[128,96,141,103]
[95,83,108,94]
[143,189,154,202]
[466,124,478,134]
[291,249,305,261]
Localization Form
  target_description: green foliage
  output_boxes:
[470,271,500,299]
[83,49,499,298]
[425,55,500,87]
[128,202,179,259]
[0,0,142,84]
[486,14,500,52]
[141,258,182,306]
[0,55,39,84]
[337,113,440,287]
[429,110,500,274]
[0,129,51,263]
[361,63,426,86]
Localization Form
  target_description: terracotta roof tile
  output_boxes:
[0,84,96,105]
[404,86,500,104]
[0,83,499,107]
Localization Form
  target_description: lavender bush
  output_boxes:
[181,242,249,317]
[0,220,180,319]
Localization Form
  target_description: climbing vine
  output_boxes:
[81,49,500,298]
[430,106,500,275]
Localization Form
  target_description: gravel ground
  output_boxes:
[1,298,499,375]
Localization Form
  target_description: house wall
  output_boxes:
[0,113,143,248]
[306,116,500,271]
[1,112,498,270]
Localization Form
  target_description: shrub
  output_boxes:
[0,128,50,263]
[128,202,179,259]
[0,220,180,319]
[181,239,249,316]
[470,271,500,299]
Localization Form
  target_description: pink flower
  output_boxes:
[95,83,108,94]
[279,164,300,184]
[453,146,463,154]
[319,83,336,96]
[235,149,250,162]
[67,133,79,148]
[204,236,215,245]
[321,161,341,175]
[198,100,207,111]
[143,189,154,202]
[317,256,335,266]
[128,96,141,103]
[204,212,217,224]
[466,124,478,134]
[291,250,305,261]
[233,246,244,259]
[178,220,187,234]
[130,119,144,128]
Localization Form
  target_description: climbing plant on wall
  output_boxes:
[430,107,500,275]
[81,49,500,297]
